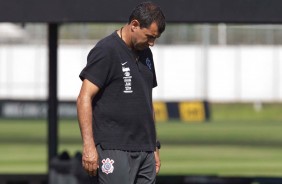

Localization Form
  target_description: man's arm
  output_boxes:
[154,146,161,174]
[153,106,161,174]
[77,79,100,176]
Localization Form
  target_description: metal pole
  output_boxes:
[202,24,210,120]
[202,24,210,100]
[47,23,58,171]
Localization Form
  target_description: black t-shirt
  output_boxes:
[79,31,158,151]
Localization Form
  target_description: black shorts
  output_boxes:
[94,145,156,184]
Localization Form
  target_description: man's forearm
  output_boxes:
[77,95,95,147]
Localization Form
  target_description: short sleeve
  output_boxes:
[147,49,158,88]
[79,46,112,89]
[152,61,158,88]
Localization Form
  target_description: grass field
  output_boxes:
[1,103,282,177]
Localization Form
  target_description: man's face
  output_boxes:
[132,21,161,50]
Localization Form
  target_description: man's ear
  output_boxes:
[131,20,140,31]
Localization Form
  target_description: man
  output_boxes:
[77,2,166,183]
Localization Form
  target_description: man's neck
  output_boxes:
[119,24,133,49]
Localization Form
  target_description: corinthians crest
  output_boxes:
[101,158,115,174]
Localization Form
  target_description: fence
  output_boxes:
[0,44,282,102]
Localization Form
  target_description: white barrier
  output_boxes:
[0,44,282,102]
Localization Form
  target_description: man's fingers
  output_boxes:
[89,169,98,176]
[88,162,99,174]
[87,164,98,176]
[82,160,99,176]
[81,146,99,176]
[156,164,161,174]
[82,161,88,170]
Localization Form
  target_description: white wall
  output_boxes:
[0,44,282,102]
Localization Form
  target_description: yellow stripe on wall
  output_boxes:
[179,102,205,122]
[153,102,168,122]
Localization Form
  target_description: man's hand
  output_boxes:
[154,148,161,174]
[82,145,99,176]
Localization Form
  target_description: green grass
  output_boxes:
[210,102,282,121]
[161,145,282,176]
[1,103,282,177]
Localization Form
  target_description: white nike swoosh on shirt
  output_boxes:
[121,62,127,65]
